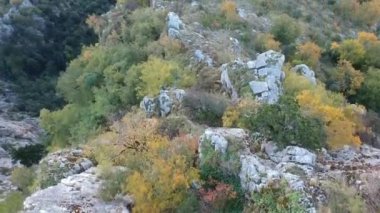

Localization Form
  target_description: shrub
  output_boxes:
[99,167,128,201]
[222,98,261,128]
[201,4,246,30]
[254,33,281,53]
[271,14,301,45]
[247,181,306,213]
[357,68,380,113]
[297,86,363,149]
[11,167,36,194]
[335,39,365,67]
[327,60,364,96]
[10,144,47,167]
[199,136,245,212]
[183,91,229,127]
[134,57,180,98]
[157,116,193,139]
[294,41,322,69]
[199,181,238,211]
[322,181,366,213]
[0,192,24,213]
[356,0,380,26]
[283,65,315,96]
[239,96,326,150]
[220,0,239,22]
[89,112,199,212]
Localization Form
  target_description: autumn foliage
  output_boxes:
[220,0,239,22]
[296,87,363,149]
[295,41,322,68]
[87,112,199,212]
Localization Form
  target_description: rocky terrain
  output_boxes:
[0,80,42,201]
[200,127,380,212]
[23,168,132,213]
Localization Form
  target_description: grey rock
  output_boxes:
[140,97,156,117]
[248,50,286,104]
[35,148,95,188]
[0,80,42,199]
[283,173,305,191]
[194,49,213,66]
[292,64,317,85]
[249,81,269,94]
[199,128,247,155]
[140,89,186,117]
[266,144,316,166]
[221,64,239,102]
[167,12,183,38]
[158,91,172,117]
[247,60,256,69]
[23,168,131,213]
[239,154,282,192]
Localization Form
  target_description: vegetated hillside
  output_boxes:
[2,0,380,212]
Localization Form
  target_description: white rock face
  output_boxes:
[140,89,186,117]
[23,168,131,213]
[199,128,248,155]
[239,155,281,192]
[221,63,239,102]
[292,64,317,85]
[167,12,183,38]
[249,50,286,104]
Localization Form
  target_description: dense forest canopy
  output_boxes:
[0,0,115,113]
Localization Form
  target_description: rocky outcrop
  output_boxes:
[220,50,285,104]
[292,64,317,85]
[32,148,94,191]
[199,128,248,155]
[0,80,42,200]
[23,168,132,213]
[248,50,286,104]
[167,12,183,39]
[140,89,185,117]
[198,127,380,212]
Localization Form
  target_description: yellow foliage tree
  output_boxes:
[295,41,322,69]
[296,88,362,149]
[254,33,281,52]
[330,60,364,95]
[283,64,315,95]
[87,111,199,212]
[358,32,378,44]
[222,99,260,128]
[134,57,179,98]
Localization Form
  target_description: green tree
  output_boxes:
[240,96,326,150]
[271,14,301,45]
[357,68,380,113]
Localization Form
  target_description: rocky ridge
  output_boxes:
[200,127,380,212]
[23,167,132,213]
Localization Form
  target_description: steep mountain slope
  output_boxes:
[1,0,380,212]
